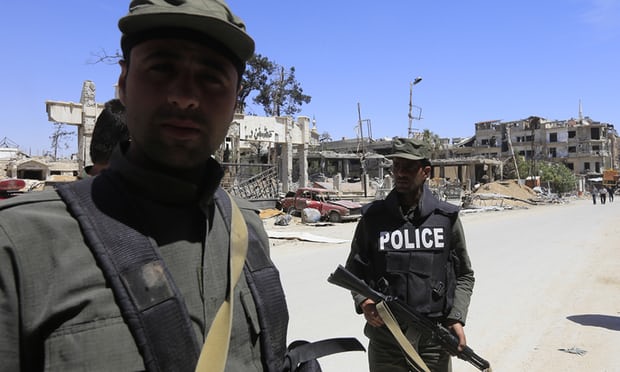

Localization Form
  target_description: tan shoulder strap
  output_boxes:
[196,194,248,372]
[376,301,430,372]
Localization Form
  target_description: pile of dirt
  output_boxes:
[474,180,537,199]
[467,180,539,209]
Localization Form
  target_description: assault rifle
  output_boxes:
[328,265,491,372]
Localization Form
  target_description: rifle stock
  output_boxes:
[328,265,491,372]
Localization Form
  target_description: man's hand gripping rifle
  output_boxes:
[328,265,491,372]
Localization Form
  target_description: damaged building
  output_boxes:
[4,80,617,206]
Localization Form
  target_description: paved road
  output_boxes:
[266,197,620,371]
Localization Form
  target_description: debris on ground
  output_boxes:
[301,208,321,223]
[260,208,284,219]
[266,230,349,243]
[274,214,292,226]
[557,347,587,356]
[463,180,543,209]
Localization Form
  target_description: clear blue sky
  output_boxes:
[1,1,619,157]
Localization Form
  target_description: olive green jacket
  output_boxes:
[0,149,269,371]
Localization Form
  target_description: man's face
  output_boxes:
[391,157,430,194]
[118,38,240,170]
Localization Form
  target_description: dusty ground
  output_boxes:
[264,195,620,371]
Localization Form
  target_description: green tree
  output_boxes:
[238,54,275,114]
[319,132,332,143]
[49,123,75,160]
[91,50,311,117]
[503,155,529,180]
[538,161,577,194]
[421,129,443,159]
[253,65,311,117]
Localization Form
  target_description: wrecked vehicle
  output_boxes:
[0,178,27,200]
[280,187,362,223]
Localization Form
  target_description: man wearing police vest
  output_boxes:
[345,137,475,372]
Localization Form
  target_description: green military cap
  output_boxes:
[385,137,430,161]
[118,0,255,62]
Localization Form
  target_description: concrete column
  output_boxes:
[467,165,475,189]
[46,80,104,175]
[231,135,241,180]
[333,173,341,192]
[362,173,370,197]
[79,81,98,170]
[298,117,309,188]
[281,119,294,193]
[383,174,393,190]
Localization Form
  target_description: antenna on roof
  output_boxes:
[0,137,19,148]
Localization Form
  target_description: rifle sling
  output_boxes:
[284,337,366,370]
[195,189,248,372]
[376,301,430,372]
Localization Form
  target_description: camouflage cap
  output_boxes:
[385,137,430,161]
[118,0,255,62]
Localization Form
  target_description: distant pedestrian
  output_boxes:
[592,187,598,204]
[600,187,608,204]
[607,187,614,202]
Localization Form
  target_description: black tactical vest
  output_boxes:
[361,188,459,318]
[57,175,290,372]
[213,188,290,372]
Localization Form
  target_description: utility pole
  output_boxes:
[506,124,519,181]
[357,102,365,154]
[408,76,423,138]
[357,102,367,197]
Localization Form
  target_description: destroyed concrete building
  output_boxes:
[466,116,617,174]
[3,80,618,206]
[316,137,504,192]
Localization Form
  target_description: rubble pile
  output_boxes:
[476,180,537,199]
[464,180,540,209]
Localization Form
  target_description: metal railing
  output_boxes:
[222,163,280,200]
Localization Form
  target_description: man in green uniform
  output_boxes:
[0,1,288,371]
[345,137,475,372]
